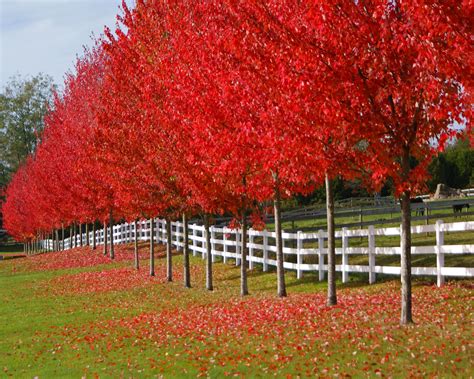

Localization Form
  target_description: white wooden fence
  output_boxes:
[41,219,474,287]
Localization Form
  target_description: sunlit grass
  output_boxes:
[0,244,472,377]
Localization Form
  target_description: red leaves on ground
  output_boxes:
[24,245,159,272]
[43,266,174,295]
[40,280,472,377]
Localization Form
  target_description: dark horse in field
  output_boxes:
[453,203,470,215]
[410,197,425,216]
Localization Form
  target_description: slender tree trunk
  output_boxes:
[149,218,155,276]
[326,173,337,306]
[166,217,173,282]
[204,214,213,291]
[103,220,108,256]
[109,209,115,259]
[183,213,191,288]
[72,223,76,249]
[241,210,249,296]
[61,224,64,251]
[86,223,89,246]
[273,180,287,298]
[400,149,413,325]
[79,224,83,247]
[92,222,96,250]
[134,220,139,270]
[55,229,59,251]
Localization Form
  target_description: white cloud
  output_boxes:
[0,0,134,88]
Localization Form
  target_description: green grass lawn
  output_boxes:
[0,243,472,377]
[0,244,24,255]
[272,207,473,233]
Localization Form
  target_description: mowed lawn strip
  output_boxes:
[0,245,472,377]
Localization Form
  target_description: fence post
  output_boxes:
[223,227,228,264]
[368,225,376,284]
[191,224,197,257]
[318,230,325,281]
[192,226,197,257]
[211,226,216,262]
[201,226,206,260]
[236,230,241,266]
[436,220,445,287]
[297,231,303,279]
[163,219,166,243]
[249,231,254,270]
[263,230,268,272]
[175,221,180,251]
[342,227,349,283]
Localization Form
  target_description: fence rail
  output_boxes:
[41,219,474,287]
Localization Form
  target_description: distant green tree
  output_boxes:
[428,137,473,191]
[0,74,56,187]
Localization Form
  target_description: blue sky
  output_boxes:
[1,0,133,88]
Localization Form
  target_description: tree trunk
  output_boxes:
[166,217,173,282]
[241,211,249,296]
[134,219,139,270]
[103,220,108,256]
[204,214,213,291]
[183,213,191,288]
[79,224,83,247]
[55,229,59,252]
[326,173,337,306]
[273,181,287,298]
[149,218,155,276]
[86,223,89,246]
[61,224,64,251]
[92,222,96,250]
[72,224,76,249]
[109,209,115,259]
[400,149,413,325]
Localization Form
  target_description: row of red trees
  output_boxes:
[2,0,471,325]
